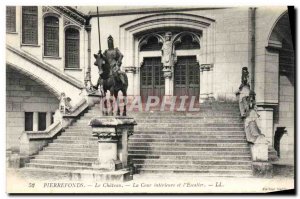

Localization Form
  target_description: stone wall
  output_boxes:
[6,67,59,151]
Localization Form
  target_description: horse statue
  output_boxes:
[93,35,128,116]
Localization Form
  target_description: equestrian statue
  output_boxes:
[93,35,128,116]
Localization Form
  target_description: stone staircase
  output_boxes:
[24,106,99,172]
[127,102,254,177]
[23,101,254,178]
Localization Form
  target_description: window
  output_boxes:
[65,28,80,68]
[6,6,16,32]
[25,112,33,131]
[44,16,59,57]
[22,6,38,44]
[38,112,47,131]
[175,34,200,50]
[140,36,162,51]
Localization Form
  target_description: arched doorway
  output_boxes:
[270,12,295,160]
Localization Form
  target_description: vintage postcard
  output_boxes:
[6,5,295,194]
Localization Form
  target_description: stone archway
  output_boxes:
[119,13,215,97]
[255,10,294,161]
[269,12,295,161]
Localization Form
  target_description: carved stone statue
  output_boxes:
[244,108,264,143]
[59,92,72,114]
[235,83,250,118]
[161,32,174,68]
[241,67,249,86]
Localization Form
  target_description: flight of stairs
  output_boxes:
[128,102,253,177]
[24,101,254,177]
[24,106,99,172]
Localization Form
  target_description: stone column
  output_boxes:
[163,66,172,97]
[84,24,92,87]
[257,106,274,146]
[208,64,214,99]
[46,112,52,128]
[200,64,212,103]
[33,112,38,131]
[125,67,137,100]
[134,67,140,96]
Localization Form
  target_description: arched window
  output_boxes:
[6,6,16,32]
[22,6,38,44]
[44,16,59,57]
[65,28,80,68]
[140,36,162,51]
[175,34,200,50]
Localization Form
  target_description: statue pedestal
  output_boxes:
[71,116,136,182]
[250,136,268,162]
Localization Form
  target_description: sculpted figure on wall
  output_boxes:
[161,32,174,68]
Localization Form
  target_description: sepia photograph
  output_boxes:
[5,4,295,194]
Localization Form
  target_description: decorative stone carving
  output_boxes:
[163,67,172,79]
[42,6,50,13]
[124,67,137,74]
[89,116,137,173]
[59,92,72,114]
[161,32,174,68]
[63,18,72,26]
[200,64,212,72]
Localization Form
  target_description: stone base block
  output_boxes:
[252,162,273,178]
[70,169,132,182]
[86,93,102,106]
[6,153,20,168]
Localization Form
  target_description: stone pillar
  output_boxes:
[33,112,38,131]
[200,64,212,103]
[89,116,137,171]
[46,112,52,128]
[84,24,92,87]
[208,64,214,99]
[257,106,274,146]
[125,67,137,99]
[134,67,140,96]
[163,66,172,97]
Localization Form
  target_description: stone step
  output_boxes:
[44,146,97,152]
[84,113,241,118]
[30,159,94,166]
[128,146,250,152]
[135,127,244,131]
[134,123,244,127]
[132,131,245,135]
[128,138,247,143]
[39,150,98,156]
[53,139,98,144]
[130,135,246,139]
[128,154,252,161]
[136,168,253,176]
[128,150,250,155]
[134,164,252,170]
[57,135,98,141]
[34,155,97,162]
[131,159,252,165]
[25,163,92,171]
[127,142,249,147]
[48,143,98,148]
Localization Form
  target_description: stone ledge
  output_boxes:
[71,169,132,182]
